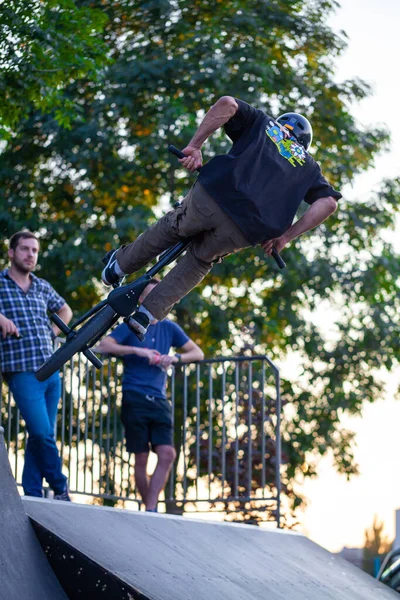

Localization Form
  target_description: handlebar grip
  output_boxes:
[271,247,286,269]
[168,145,186,160]
[168,144,202,172]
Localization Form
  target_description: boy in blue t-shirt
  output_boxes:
[96,278,204,512]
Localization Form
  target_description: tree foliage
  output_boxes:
[0,0,109,132]
[0,0,399,516]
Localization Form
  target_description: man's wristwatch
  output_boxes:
[175,354,182,364]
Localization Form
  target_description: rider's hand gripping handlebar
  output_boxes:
[167,144,286,269]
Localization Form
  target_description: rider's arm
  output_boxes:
[189,96,239,148]
[178,339,204,363]
[261,196,338,255]
[281,195,338,243]
[179,96,239,171]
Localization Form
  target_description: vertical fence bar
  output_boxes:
[60,361,66,465]
[234,361,239,499]
[99,360,105,496]
[182,367,188,499]
[68,357,73,490]
[105,359,112,495]
[75,353,82,491]
[168,367,175,501]
[221,362,226,500]
[275,367,282,528]
[195,364,200,502]
[261,360,266,497]
[112,360,118,497]
[91,364,96,496]
[116,362,124,500]
[247,361,253,497]
[207,365,213,501]
[83,361,90,493]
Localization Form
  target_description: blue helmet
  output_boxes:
[276,112,313,151]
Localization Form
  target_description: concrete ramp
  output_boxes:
[23,497,397,600]
[0,427,67,600]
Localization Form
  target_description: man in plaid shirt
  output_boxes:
[0,231,72,499]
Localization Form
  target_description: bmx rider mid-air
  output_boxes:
[102,96,342,339]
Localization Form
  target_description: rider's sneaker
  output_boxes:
[101,249,124,286]
[125,311,150,341]
[54,483,71,502]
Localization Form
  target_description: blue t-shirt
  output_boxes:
[110,319,189,398]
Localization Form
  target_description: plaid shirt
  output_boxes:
[0,269,65,372]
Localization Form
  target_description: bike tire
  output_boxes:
[35,304,117,382]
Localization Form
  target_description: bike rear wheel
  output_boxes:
[35,304,117,381]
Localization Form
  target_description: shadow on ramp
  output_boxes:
[0,427,67,600]
[23,497,398,600]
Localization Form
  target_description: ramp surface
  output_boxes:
[0,428,67,600]
[24,497,397,600]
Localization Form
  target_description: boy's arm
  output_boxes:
[179,96,239,172]
[158,339,204,370]
[261,196,338,255]
[95,335,161,364]
[177,339,204,363]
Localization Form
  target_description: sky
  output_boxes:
[298,0,400,552]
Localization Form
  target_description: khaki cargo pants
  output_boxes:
[116,182,251,320]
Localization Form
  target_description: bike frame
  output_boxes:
[50,237,192,370]
[36,144,285,379]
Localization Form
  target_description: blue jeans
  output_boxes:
[6,371,67,497]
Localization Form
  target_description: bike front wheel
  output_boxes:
[35,304,117,381]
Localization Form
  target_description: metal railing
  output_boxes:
[1,353,281,525]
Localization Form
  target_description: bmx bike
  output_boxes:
[35,145,285,382]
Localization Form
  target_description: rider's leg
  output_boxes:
[140,218,251,322]
[115,182,229,275]
[102,188,197,286]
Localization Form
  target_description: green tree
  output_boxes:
[0,0,109,133]
[0,0,399,517]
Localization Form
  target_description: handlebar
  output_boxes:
[168,144,202,173]
[167,144,286,269]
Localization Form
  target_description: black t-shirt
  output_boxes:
[198,99,342,245]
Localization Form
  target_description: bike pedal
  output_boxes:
[112,276,125,289]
